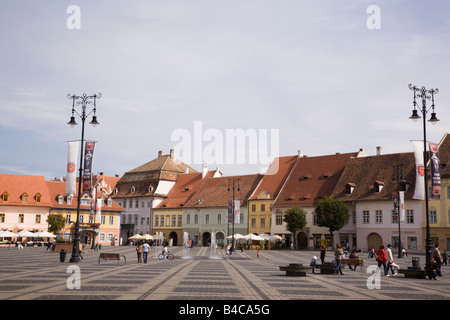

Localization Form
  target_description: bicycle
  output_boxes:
[158,251,174,260]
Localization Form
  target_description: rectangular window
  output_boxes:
[178,216,182,227]
[251,218,256,228]
[0,213,4,223]
[276,214,283,225]
[217,214,221,225]
[252,204,256,212]
[363,210,370,224]
[172,216,176,227]
[35,214,41,224]
[261,204,266,212]
[375,210,383,224]
[407,209,414,224]
[186,215,190,225]
[107,233,114,242]
[155,216,159,227]
[18,214,24,223]
[101,215,106,225]
[205,214,209,224]
[160,216,164,226]
[66,214,71,224]
[99,233,105,242]
[109,215,114,225]
[194,214,198,224]
[407,237,418,250]
[261,218,265,228]
[430,209,437,224]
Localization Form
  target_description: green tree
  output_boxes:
[283,206,307,250]
[314,196,349,247]
[47,213,65,234]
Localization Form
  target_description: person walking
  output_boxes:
[425,257,438,280]
[136,241,143,263]
[376,244,388,276]
[320,246,326,264]
[333,243,344,275]
[143,241,150,263]
[442,250,448,266]
[386,244,396,276]
[432,243,443,277]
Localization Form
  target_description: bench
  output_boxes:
[98,253,126,265]
[315,263,335,274]
[279,263,312,277]
[397,268,426,279]
[341,258,364,271]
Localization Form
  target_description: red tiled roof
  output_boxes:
[184,174,263,208]
[274,152,358,207]
[249,155,297,200]
[156,171,218,209]
[330,152,416,202]
[0,174,51,207]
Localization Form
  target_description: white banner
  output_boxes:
[234,200,240,224]
[65,141,79,194]
[96,198,102,221]
[399,191,405,222]
[411,140,425,200]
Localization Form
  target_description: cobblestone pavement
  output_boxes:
[1,245,449,301]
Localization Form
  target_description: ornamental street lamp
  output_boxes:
[408,84,439,265]
[392,163,403,258]
[67,93,101,263]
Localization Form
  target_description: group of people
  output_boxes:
[134,241,168,263]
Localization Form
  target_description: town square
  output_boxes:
[1,1,450,314]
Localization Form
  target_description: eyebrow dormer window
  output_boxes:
[346,183,356,195]
[1,192,8,201]
[35,193,42,203]
[374,181,384,193]
[21,193,28,202]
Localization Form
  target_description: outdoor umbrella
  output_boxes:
[0,231,19,237]
[142,234,154,240]
[225,233,244,240]
[258,234,278,241]
[35,231,56,238]
[18,231,37,237]
[128,234,145,240]
[243,233,265,241]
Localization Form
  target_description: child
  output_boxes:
[310,256,317,273]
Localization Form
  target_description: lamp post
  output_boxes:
[227,178,240,255]
[408,84,439,264]
[67,93,101,263]
[392,163,403,258]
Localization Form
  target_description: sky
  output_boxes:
[1,0,450,180]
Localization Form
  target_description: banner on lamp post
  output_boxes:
[399,191,405,222]
[411,140,425,200]
[65,141,79,195]
[429,142,441,200]
[83,142,95,194]
[234,200,240,224]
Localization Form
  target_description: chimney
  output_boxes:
[202,165,208,178]
[170,149,175,159]
[115,174,119,177]
[158,150,163,157]
[185,167,189,174]
[298,150,303,158]
[376,146,383,156]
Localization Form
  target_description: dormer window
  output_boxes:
[35,193,42,203]
[374,181,385,193]
[346,183,356,195]
[131,186,136,193]
[107,198,112,206]
[299,175,312,181]
[182,187,190,192]
[148,186,154,192]
[113,188,118,194]
[67,195,73,205]
[58,195,64,204]
[1,192,8,201]
[21,193,28,202]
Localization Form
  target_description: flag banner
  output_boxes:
[89,188,96,222]
[429,143,441,200]
[96,198,102,221]
[228,200,232,223]
[411,140,425,200]
[83,142,95,194]
[399,191,405,222]
[393,191,399,221]
[234,199,240,224]
[65,141,79,194]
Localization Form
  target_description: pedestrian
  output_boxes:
[386,244,396,276]
[333,243,344,275]
[368,246,374,259]
[376,244,388,276]
[289,242,294,252]
[257,249,260,258]
[143,241,150,263]
[136,241,143,263]
[310,256,317,273]
[431,243,443,277]
[425,257,438,280]
[320,246,326,264]
[442,250,448,266]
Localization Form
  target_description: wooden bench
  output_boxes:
[279,264,312,277]
[341,258,364,271]
[315,263,335,274]
[98,253,126,265]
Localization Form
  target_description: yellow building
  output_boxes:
[248,192,272,235]
[426,133,450,251]
[152,208,183,246]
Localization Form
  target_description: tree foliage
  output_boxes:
[314,196,349,244]
[47,214,65,234]
[283,206,307,249]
